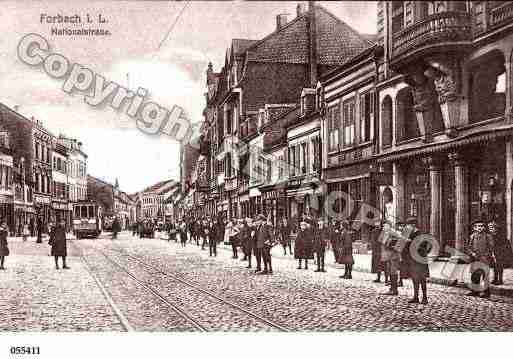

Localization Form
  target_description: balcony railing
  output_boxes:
[489,2,513,30]
[392,12,472,58]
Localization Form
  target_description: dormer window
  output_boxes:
[300,88,316,117]
[0,132,9,149]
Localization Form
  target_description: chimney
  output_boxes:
[297,3,307,17]
[308,1,317,87]
[276,14,288,31]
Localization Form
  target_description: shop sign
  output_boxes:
[34,195,51,205]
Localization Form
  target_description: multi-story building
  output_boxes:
[1,104,53,229]
[200,2,372,221]
[373,1,513,260]
[58,135,88,203]
[134,179,178,221]
[51,142,70,226]
[0,127,14,232]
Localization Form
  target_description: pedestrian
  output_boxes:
[240,218,251,262]
[256,214,273,274]
[251,215,265,272]
[397,219,409,288]
[208,220,217,257]
[337,220,354,279]
[0,220,10,270]
[381,221,403,296]
[278,217,292,256]
[403,217,430,304]
[489,221,512,285]
[466,219,495,298]
[194,221,201,246]
[200,219,208,250]
[179,221,188,247]
[112,216,120,239]
[371,219,387,283]
[226,219,240,259]
[49,219,69,270]
[295,220,313,270]
[36,216,43,244]
[22,222,29,242]
[313,218,330,272]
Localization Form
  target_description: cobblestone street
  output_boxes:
[2,232,513,332]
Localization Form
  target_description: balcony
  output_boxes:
[489,2,513,31]
[392,12,472,63]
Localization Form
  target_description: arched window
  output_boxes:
[381,96,393,148]
[396,87,419,141]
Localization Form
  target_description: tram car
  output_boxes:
[72,201,102,239]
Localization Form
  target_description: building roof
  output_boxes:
[244,5,371,66]
[231,39,259,56]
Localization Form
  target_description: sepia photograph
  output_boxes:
[1,0,513,357]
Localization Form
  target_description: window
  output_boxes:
[359,92,374,143]
[327,105,340,152]
[301,143,307,174]
[266,159,272,183]
[396,87,419,141]
[342,99,356,148]
[81,206,88,218]
[381,96,393,148]
[391,1,404,33]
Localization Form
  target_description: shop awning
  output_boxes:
[376,124,513,163]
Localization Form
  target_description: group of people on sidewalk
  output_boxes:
[0,218,70,270]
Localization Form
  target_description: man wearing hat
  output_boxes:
[381,221,404,296]
[466,218,495,298]
[313,218,330,272]
[403,216,430,304]
[256,214,273,274]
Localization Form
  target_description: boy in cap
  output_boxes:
[403,217,430,304]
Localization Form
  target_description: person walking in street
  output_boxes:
[381,221,403,296]
[295,220,313,270]
[489,221,512,285]
[313,218,330,272]
[396,221,408,288]
[0,220,10,270]
[466,219,495,298]
[112,216,120,239]
[371,219,388,283]
[208,220,218,257]
[36,216,43,244]
[200,219,208,250]
[240,218,251,262]
[256,214,273,274]
[403,217,430,304]
[251,215,265,272]
[278,217,292,256]
[49,219,69,270]
[337,220,354,279]
[226,219,240,259]
[22,222,29,242]
[179,221,188,247]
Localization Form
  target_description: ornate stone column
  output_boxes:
[449,152,469,260]
[426,155,442,249]
[392,161,406,224]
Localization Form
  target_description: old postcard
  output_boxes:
[1,0,513,358]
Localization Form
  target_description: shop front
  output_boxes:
[378,132,513,259]
[34,194,52,231]
[260,184,286,226]
[52,200,70,229]
[0,195,14,233]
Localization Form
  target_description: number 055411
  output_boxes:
[10,346,40,355]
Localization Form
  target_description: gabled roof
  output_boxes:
[244,5,370,66]
[231,39,259,56]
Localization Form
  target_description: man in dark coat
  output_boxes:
[256,214,273,274]
[278,217,292,255]
[36,216,43,244]
[49,220,69,269]
[240,218,251,262]
[403,217,430,304]
[251,215,265,272]
[112,217,120,239]
[295,221,313,269]
[313,218,330,272]
[0,220,10,270]
[489,221,512,285]
[207,220,217,257]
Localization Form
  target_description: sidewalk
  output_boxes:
[159,232,513,298]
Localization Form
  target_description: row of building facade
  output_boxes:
[177,1,513,259]
[0,103,140,234]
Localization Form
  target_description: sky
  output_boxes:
[0,1,377,194]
